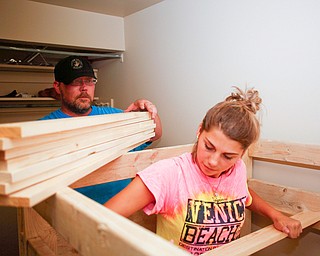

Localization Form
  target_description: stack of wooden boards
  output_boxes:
[0,112,155,207]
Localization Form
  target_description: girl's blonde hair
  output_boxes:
[192,87,262,160]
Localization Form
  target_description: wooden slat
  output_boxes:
[34,187,189,256]
[0,114,151,157]
[248,179,320,214]
[0,112,150,138]
[71,144,253,189]
[0,121,155,174]
[0,132,152,207]
[0,131,154,194]
[312,221,320,231]
[203,210,320,256]
[71,144,194,188]
[249,140,320,169]
[239,151,253,237]
[242,150,253,178]
[0,130,154,184]
[18,208,78,256]
[27,237,60,256]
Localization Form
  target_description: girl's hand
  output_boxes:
[272,213,302,238]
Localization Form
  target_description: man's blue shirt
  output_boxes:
[40,105,123,120]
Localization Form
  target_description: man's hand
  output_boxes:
[125,99,162,142]
[125,99,157,119]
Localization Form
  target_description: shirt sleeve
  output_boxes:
[137,158,180,215]
[38,109,69,120]
[130,141,152,152]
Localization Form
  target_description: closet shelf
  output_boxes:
[0,97,99,108]
[0,40,123,70]
[0,64,54,72]
[0,97,60,108]
[0,64,98,73]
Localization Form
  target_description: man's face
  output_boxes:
[58,77,96,115]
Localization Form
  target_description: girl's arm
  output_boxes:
[104,176,155,217]
[247,188,302,238]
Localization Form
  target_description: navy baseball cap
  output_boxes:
[54,56,97,84]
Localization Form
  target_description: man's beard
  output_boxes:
[62,93,93,114]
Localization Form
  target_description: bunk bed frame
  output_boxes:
[0,114,319,255]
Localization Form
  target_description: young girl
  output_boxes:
[104,87,302,255]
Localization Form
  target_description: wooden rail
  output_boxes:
[204,210,320,256]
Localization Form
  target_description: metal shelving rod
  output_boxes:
[0,46,122,59]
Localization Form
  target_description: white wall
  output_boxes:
[94,2,320,253]
[98,0,320,147]
[95,0,320,190]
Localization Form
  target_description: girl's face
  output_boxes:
[196,127,244,178]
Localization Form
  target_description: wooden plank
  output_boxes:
[0,131,154,194]
[128,211,157,233]
[312,221,320,231]
[0,129,153,184]
[71,144,194,188]
[27,237,59,256]
[249,140,320,170]
[0,132,153,207]
[17,208,28,256]
[239,150,253,237]
[18,208,78,256]
[248,179,320,214]
[203,210,320,256]
[71,144,253,188]
[0,112,150,138]
[34,187,189,256]
[0,121,155,173]
[242,150,253,178]
[0,114,151,157]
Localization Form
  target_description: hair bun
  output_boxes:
[225,86,262,114]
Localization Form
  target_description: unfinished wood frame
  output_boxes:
[15,139,320,256]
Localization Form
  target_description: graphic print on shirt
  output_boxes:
[179,196,246,255]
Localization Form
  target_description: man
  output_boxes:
[40,55,162,203]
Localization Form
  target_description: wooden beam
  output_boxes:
[0,116,152,160]
[71,144,253,189]
[34,187,190,256]
[0,120,155,174]
[71,144,194,188]
[0,114,150,152]
[17,208,78,256]
[0,112,151,138]
[0,132,152,206]
[203,210,320,256]
[240,151,253,237]
[249,140,320,170]
[0,131,154,194]
[248,179,320,215]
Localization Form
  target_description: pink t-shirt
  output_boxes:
[138,152,252,255]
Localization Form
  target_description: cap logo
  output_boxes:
[71,58,83,69]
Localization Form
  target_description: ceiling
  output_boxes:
[29,0,164,17]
